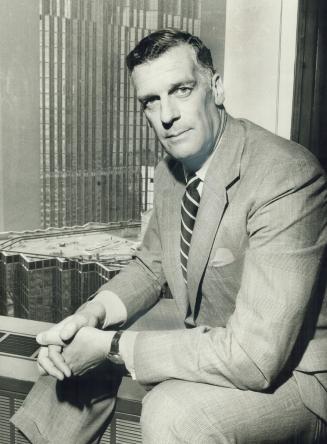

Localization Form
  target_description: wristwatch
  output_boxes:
[106,330,124,364]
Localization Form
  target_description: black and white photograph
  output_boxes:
[0,1,326,443]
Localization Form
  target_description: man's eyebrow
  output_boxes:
[137,93,158,104]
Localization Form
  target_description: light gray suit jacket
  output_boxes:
[102,115,327,421]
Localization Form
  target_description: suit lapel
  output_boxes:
[187,116,246,316]
[160,163,189,316]
[187,180,228,315]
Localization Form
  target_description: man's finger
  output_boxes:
[36,346,49,375]
[48,345,72,378]
[39,358,64,380]
[37,348,65,380]
[36,361,47,376]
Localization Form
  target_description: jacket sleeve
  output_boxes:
[133,156,327,390]
[94,163,167,321]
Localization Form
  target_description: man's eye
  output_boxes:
[175,87,192,97]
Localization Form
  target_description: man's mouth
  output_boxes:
[166,129,191,139]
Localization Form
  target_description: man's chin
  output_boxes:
[160,141,207,167]
[176,152,209,171]
[162,146,198,161]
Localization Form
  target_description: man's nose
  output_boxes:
[160,97,180,128]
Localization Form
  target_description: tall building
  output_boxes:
[39,0,202,228]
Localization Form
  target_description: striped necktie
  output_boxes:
[180,173,201,284]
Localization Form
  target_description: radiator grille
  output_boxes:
[0,394,30,444]
[0,395,11,444]
[14,398,29,444]
[0,334,39,357]
[14,398,24,410]
[99,425,111,443]
[14,429,30,444]
[116,419,142,444]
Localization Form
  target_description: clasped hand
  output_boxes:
[36,302,114,380]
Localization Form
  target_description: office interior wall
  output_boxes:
[223,0,299,139]
[200,0,226,75]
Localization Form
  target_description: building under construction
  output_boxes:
[0,222,139,322]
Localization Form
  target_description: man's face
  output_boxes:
[131,44,224,170]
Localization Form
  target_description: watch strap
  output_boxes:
[107,330,124,358]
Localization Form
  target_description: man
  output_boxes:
[12,29,327,443]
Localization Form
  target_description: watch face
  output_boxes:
[107,330,124,364]
[108,353,122,365]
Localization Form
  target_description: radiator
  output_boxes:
[0,316,145,444]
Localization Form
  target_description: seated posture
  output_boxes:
[12,29,327,443]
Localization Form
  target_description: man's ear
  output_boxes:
[211,73,225,106]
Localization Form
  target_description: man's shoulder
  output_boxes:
[237,117,324,175]
[229,117,327,205]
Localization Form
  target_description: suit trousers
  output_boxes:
[11,299,326,444]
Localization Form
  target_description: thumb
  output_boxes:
[60,315,89,342]
[60,323,79,342]
[36,330,65,346]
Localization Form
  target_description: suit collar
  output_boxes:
[204,114,244,194]
[160,162,187,316]
[187,115,246,318]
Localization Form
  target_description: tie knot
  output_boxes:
[186,173,201,191]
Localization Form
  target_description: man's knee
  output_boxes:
[141,382,176,442]
[139,377,321,444]
[141,381,192,443]
[140,380,222,444]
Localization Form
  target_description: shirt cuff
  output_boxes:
[92,290,128,328]
[119,331,139,379]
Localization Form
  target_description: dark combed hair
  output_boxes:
[126,28,214,73]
